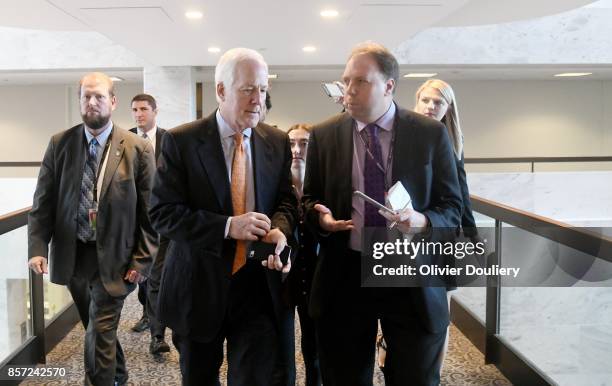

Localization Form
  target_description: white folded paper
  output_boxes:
[387,181,412,211]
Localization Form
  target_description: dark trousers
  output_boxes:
[67,241,129,386]
[172,262,279,386]
[274,301,321,386]
[137,280,147,309]
[297,301,321,386]
[315,251,446,386]
[146,238,168,338]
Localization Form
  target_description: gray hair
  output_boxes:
[214,48,268,103]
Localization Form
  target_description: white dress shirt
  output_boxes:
[136,125,158,153]
[216,110,256,238]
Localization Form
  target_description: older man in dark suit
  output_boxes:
[28,72,158,386]
[303,43,462,386]
[149,48,296,386]
[128,93,171,357]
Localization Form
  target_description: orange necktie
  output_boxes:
[231,132,247,274]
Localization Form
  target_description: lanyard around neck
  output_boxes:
[90,132,113,204]
[358,126,396,189]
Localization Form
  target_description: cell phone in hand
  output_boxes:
[353,190,396,214]
[322,82,344,98]
[248,241,292,265]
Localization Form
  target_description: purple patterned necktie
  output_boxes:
[363,123,386,226]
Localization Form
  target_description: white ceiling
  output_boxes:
[0,0,596,66]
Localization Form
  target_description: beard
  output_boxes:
[82,111,110,130]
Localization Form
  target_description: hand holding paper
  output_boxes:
[380,181,428,234]
[378,208,428,234]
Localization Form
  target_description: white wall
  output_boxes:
[204,79,612,160]
[3,78,612,166]
[0,82,143,164]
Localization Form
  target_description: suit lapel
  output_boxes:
[336,115,354,219]
[155,128,164,160]
[99,127,124,202]
[252,125,273,213]
[196,114,231,213]
[69,125,87,200]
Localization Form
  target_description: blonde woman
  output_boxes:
[414,79,476,238]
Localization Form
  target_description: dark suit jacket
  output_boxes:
[456,155,477,236]
[302,105,462,333]
[149,111,297,342]
[28,124,158,297]
[129,127,167,161]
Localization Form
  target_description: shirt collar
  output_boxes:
[84,121,113,147]
[137,125,157,138]
[355,101,396,132]
[216,109,252,139]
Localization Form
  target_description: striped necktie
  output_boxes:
[77,138,98,241]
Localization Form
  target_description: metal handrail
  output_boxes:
[2,156,612,168]
[471,195,612,264]
[0,162,40,167]
[0,207,31,235]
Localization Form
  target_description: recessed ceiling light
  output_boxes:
[554,72,592,77]
[268,74,278,79]
[185,11,203,19]
[403,73,438,78]
[320,9,339,18]
[303,46,317,53]
[110,76,124,82]
[208,47,221,53]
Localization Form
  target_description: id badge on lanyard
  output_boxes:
[88,201,98,231]
[88,134,111,233]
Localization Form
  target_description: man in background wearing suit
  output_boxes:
[129,93,171,358]
[303,43,462,386]
[28,72,158,385]
[149,48,296,386]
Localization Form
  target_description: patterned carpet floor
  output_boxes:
[22,292,511,385]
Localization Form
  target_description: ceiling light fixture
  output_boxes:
[554,72,592,77]
[185,11,203,19]
[303,46,317,53]
[110,76,124,82]
[320,9,339,18]
[268,74,278,79]
[208,47,221,53]
[403,73,438,78]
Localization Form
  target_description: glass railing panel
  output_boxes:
[42,277,73,326]
[0,225,32,362]
[451,210,496,324]
[498,225,612,386]
[0,177,37,214]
